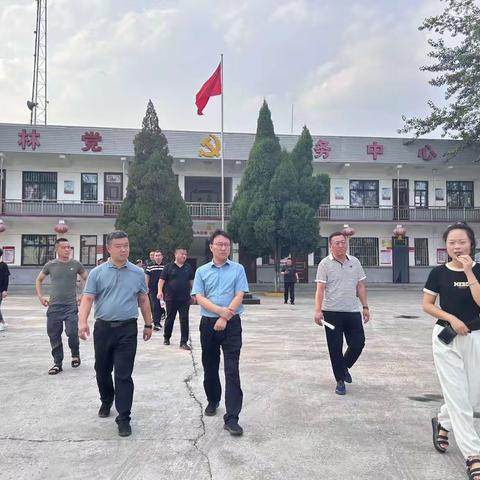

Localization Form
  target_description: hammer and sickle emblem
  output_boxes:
[199,134,221,158]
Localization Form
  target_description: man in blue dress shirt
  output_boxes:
[78,231,153,437]
[191,229,249,436]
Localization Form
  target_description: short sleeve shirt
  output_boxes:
[145,263,164,293]
[41,259,86,305]
[423,263,480,323]
[160,262,194,303]
[282,265,297,283]
[315,254,366,312]
[84,260,147,321]
[191,260,249,317]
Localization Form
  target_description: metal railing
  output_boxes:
[316,205,480,222]
[185,202,232,219]
[1,199,122,217]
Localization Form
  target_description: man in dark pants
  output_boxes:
[79,231,153,437]
[281,258,299,304]
[0,248,10,332]
[145,250,165,331]
[35,238,88,374]
[157,247,194,350]
[314,231,370,396]
[192,230,249,436]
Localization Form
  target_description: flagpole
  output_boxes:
[220,53,225,230]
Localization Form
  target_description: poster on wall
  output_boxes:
[2,246,14,264]
[64,180,74,194]
[334,187,344,200]
[381,187,391,201]
[380,239,392,265]
[435,188,444,201]
[436,248,448,264]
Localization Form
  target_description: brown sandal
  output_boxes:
[48,365,62,375]
[466,457,480,480]
[71,357,81,368]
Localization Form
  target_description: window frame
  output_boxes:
[22,171,57,202]
[21,234,57,266]
[446,181,474,208]
[349,237,379,267]
[81,173,98,202]
[80,235,97,266]
[414,181,429,208]
[414,238,429,266]
[349,180,379,208]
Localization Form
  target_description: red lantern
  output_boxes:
[54,219,68,235]
[393,224,406,239]
[0,220,6,233]
[342,224,355,237]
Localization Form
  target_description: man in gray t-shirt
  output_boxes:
[314,231,370,396]
[35,238,87,375]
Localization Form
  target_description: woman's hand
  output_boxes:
[456,254,474,273]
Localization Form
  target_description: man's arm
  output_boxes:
[314,282,325,325]
[144,273,150,294]
[78,294,95,339]
[195,293,234,319]
[356,281,370,323]
[138,293,153,341]
[157,279,165,299]
[35,271,49,306]
[228,291,245,313]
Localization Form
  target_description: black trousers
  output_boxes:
[284,282,295,303]
[46,304,79,365]
[323,311,365,382]
[149,292,165,326]
[93,319,137,422]
[164,300,190,344]
[200,315,243,425]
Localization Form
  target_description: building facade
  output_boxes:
[1,122,479,284]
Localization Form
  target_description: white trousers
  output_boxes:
[433,324,480,458]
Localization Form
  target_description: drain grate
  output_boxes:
[408,393,443,402]
[395,315,420,319]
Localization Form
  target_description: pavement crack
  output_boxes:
[184,341,213,480]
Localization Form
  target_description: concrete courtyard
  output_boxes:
[0,287,476,480]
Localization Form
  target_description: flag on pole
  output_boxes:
[195,63,222,115]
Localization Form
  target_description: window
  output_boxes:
[23,172,57,201]
[81,173,98,201]
[414,238,429,266]
[22,235,56,266]
[350,180,379,207]
[314,237,329,265]
[80,235,97,265]
[447,181,473,208]
[349,237,379,267]
[414,181,428,208]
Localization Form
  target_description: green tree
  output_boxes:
[400,0,480,157]
[116,100,193,260]
[229,102,328,290]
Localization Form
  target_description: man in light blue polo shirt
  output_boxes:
[78,231,153,437]
[192,229,249,436]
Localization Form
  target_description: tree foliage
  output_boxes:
[400,0,480,156]
[228,101,329,288]
[116,100,193,260]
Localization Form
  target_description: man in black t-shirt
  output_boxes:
[157,248,194,350]
[145,250,165,331]
[281,258,299,305]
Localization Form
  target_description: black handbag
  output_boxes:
[437,316,480,345]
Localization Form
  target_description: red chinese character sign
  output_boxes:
[81,131,102,152]
[366,141,383,160]
[313,139,331,159]
[417,144,437,161]
[18,129,40,150]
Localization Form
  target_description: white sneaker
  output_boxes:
[0,323,6,331]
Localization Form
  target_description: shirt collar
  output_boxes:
[209,258,231,268]
[107,259,129,270]
[328,253,350,262]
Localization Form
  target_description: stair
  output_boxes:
[242,292,261,305]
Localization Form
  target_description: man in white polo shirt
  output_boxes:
[314,231,370,395]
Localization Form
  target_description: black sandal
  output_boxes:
[466,457,480,480]
[431,417,449,453]
[71,357,81,368]
[48,365,62,375]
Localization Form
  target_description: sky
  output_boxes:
[0,0,448,137]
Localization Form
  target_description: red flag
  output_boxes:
[195,63,222,115]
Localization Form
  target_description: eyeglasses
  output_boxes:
[212,243,231,248]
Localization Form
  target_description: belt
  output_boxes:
[96,318,137,328]
[436,320,450,328]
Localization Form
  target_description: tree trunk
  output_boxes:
[273,240,281,293]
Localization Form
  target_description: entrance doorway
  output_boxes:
[104,173,123,215]
[393,179,409,220]
[392,236,409,283]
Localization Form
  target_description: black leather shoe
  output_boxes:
[204,402,219,416]
[164,338,170,345]
[224,423,243,436]
[153,325,161,331]
[98,402,112,418]
[180,343,191,351]
[117,421,132,437]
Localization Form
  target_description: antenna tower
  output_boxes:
[29,0,47,125]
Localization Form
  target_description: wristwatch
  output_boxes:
[144,324,153,329]
[362,306,369,309]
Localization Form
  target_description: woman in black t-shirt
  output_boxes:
[423,222,480,479]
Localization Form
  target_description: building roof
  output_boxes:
[0,122,478,166]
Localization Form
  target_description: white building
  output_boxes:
[0,122,479,284]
